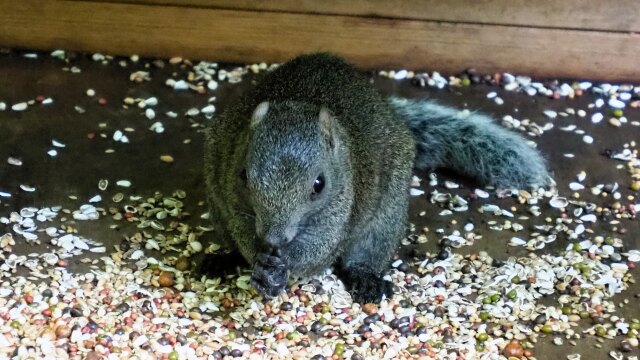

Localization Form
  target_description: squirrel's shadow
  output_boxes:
[196,250,249,278]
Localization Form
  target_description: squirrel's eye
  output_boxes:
[240,169,248,186]
[312,175,325,195]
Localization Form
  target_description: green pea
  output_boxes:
[169,351,179,360]
[476,333,489,341]
[579,311,590,319]
[613,109,623,117]
[490,294,500,303]
[507,289,517,300]
[479,312,490,321]
[511,276,521,284]
[541,324,553,334]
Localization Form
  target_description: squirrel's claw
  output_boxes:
[340,270,393,304]
[252,253,289,299]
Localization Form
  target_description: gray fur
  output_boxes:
[388,97,551,188]
[203,53,551,303]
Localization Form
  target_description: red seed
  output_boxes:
[98,98,107,105]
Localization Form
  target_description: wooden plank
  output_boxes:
[1,1,639,81]
[89,0,640,33]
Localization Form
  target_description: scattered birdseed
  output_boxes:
[0,49,638,360]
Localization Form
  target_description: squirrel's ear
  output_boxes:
[319,107,337,151]
[250,101,270,128]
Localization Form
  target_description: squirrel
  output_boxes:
[202,53,551,304]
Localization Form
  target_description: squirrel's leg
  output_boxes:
[337,199,407,304]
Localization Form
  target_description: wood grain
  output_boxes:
[1,0,639,81]
[88,0,640,32]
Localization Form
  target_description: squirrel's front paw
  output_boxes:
[340,270,393,304]
[251,253,289,299]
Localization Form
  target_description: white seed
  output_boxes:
[52,140,66,148]
[11,102,28,111]
[116,180,131,188]
[608,98,625,109]
[569,182,584,191]
[444,181,459,189]
[173,80,189,90]
[474,189,490,198]
[7,157,22,166]
[207,80,218,90]
[47,149,58,157]
[201,105,216,114]
[145,108,156,120]
[543,110,557,119]
[582,135,594,144]
[189,241,203,253]
[410,188,424,196]
[144,97,158,106]
[393,70,408,80]
[145,239,160,250]
[591,113,604,123]
[20,185,36,192]
[113,130,123,142]
[549,197,568,208]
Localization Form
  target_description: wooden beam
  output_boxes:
[90,0,640,33]
[1,0,639,81]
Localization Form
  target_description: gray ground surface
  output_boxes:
[0,50,638,359]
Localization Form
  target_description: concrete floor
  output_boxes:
[0,49,639,358]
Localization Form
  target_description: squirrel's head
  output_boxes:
[243,101,349,249]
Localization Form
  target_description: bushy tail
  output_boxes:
[388,97,551,189]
